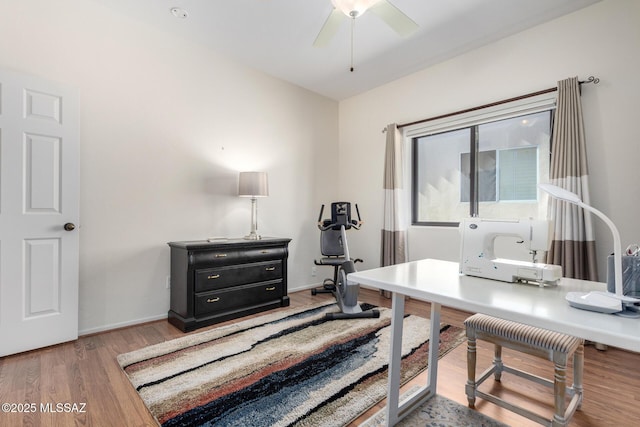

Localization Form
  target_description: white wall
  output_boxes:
[339,0,640,281]
[0,0,339,334]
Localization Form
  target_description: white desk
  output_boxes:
[348,259,640,426]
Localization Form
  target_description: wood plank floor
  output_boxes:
[0,288,638,426]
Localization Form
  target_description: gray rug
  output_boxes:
[361,394,510,427]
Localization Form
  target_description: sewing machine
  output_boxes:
[459,218,562,286]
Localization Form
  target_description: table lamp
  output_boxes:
[539,183,640,316]
[238,171,269,240]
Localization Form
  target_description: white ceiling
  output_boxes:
[97,0,600,100]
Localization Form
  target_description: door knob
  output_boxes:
[64,223,76,231]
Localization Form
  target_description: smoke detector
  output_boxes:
[170,7,188,19]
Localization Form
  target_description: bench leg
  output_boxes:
[493,344,503,381]
[465,329,477,408]
[573,343,584,409]
[552,352,569,427]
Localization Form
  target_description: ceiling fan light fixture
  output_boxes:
[331,0,380,18]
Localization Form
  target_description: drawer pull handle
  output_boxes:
[207,274,220,280]
[206,297,220,303]
[265,267,276,271]
[265,287,276,291]
[215,254,227,258]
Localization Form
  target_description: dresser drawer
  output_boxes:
[190,246,288,267]
[195,260,282,292]
[195,281,284,316]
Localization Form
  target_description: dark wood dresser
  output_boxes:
[167,238,291,332]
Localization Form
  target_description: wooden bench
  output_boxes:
[464,313,584,427]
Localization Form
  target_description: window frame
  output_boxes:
[406,92,556,227]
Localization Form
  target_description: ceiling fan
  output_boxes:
[314,0,418,71]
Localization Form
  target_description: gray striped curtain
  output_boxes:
[545,77,598,281]
[381,123,407,268]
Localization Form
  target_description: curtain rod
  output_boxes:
[386,76,599,132]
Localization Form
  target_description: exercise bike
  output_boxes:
[311,202,380,320]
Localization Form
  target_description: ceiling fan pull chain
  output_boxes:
[350,14,355,72]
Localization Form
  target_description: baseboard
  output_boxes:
[79,284,374,336]
[79,313,168,336]
[289,283,381,293]
[289,282,324,292]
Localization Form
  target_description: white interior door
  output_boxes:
[0,68,79,357]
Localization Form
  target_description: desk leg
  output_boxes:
[384,296,441,426]
[385,292,405,426]
[428,302,441,394]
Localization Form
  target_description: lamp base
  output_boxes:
[243,197,262,241]
[566,290,640,317]
[617,307,640,318]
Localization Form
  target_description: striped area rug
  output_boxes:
[117,302,465,427]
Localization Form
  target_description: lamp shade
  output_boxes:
[538,183,582,204]
[238,172,269,197]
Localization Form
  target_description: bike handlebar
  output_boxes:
[316,203,362,231]
[317,204,325,223]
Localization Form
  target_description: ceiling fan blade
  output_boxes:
[369,0,418,37]
[313,9,344,47]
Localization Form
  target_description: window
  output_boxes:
[411,110,552,225]
[460,146,539,203]
[460,150,497,202]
